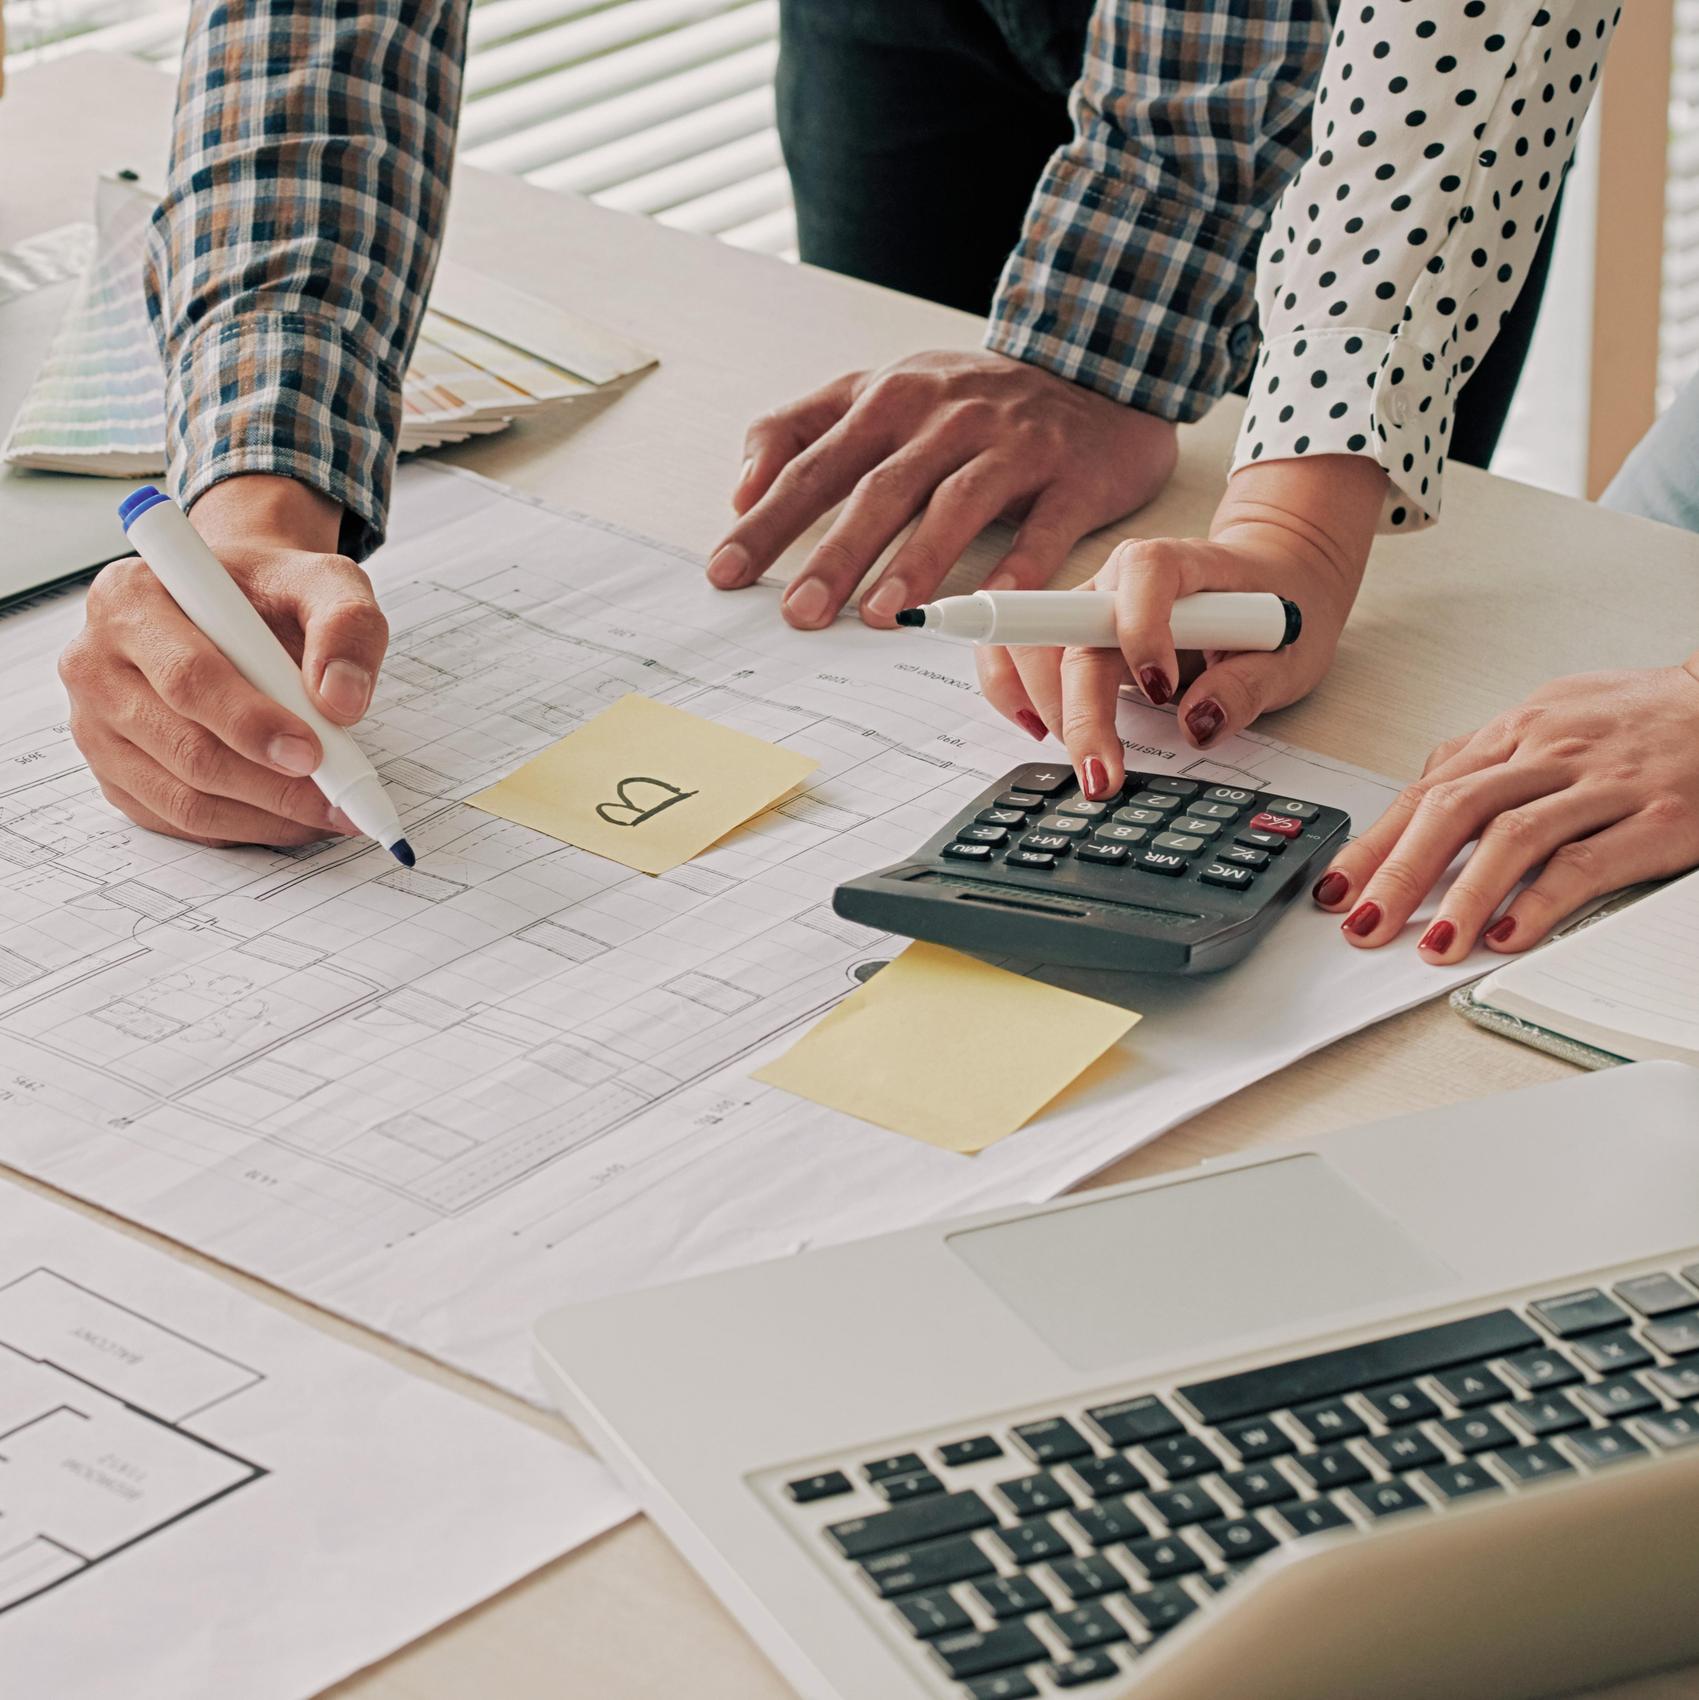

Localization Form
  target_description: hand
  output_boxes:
[977,456,1385,796]
[705,349,1177,629]
[59,475,389,848]
[1311,661,1699,961]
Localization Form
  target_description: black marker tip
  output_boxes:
[390,838,417,867]
[894,608,925,628]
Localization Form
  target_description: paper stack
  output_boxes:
[4,175,655,476]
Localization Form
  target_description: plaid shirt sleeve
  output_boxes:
[986,1,1332,424]
[146,1,470,560]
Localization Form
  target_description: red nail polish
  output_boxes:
[1342,901,1381,938]
[1419,919,1456,955]
[1312,870,1349,907]
[1485,915,1517,944]
[1015,710,1047,742]
[1082,756,1111,799]
[1138,666,1172,707]
[1186,699,1224,745]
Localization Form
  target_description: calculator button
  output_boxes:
[1614,1272,1699,1317]
[1008,850,1059,869]
[937,1435,1003,1468]
[1263,799,1319,820]
[958,825,1010,845]
[1530,1286,1635,1334]
[1187,800,1240,821]
[1200,862,1256,890]
[787,1470,852,1503]
[1248,812,1304,837]
[1134,850,1188,876]
[1127,792,1182,814]
[1218,845,1270,869]
[1094,824,1147,845]
[1142,777,1200,798]
[1008,765,1075,796]
[1078,843,1129,865]
[976,808,1027,827]
[1172,816,1223,838]
[1235,829,1287,853]
[1021,834,1073,855]
[1056,798,1110,819]
[1201,786,1256,806]
[996,791,1046,811]
[1036,815,1091,836]
[943,842,994,861]
[1644,1312,1699,1356]
[1153,832,1205,855]
[1114,807,1166,828]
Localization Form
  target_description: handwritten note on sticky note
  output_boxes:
[753,942,1140,1153]
[467,694,818,874]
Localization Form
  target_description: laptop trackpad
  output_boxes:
[947,1155,1456,1374]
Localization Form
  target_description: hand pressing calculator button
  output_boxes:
[833,765,1351,974]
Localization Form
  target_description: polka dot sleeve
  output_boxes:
[1230,2,1621,533]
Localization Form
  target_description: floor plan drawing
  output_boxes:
[0,467,1490,1402]
[0,1268,266,1613]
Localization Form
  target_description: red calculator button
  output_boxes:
[1248,812,1303,838]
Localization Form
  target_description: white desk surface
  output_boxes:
[6,53,1699,1700]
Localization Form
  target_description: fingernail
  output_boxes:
[861,579,907,624]
[1312,870,1349,907]
[326,807,357,835]
[268,735,317,776]
[982,570,1020,592]
[1485,915,1517,944]
[783,578,831,627]
[737,456,753,491]
[1186,699,1224,745]
[1342,901,1382,938]
[320,659,371,719]
[1138,667,1172,707]
[1082,756,1111,800]
[1014,710,1048,742]
[1419,919,1456,955]
[708,543,750,589]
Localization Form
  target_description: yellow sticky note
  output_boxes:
[753,942,1140,1153]
[467,694,818,874]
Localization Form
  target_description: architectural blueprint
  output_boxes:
[0,1181,629,1699]
[0,466,1493,1400]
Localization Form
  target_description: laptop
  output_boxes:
[535,1062,1699,1700]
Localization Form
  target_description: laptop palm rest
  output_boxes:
[947,1154,1456,1373]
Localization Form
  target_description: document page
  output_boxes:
[0,466,1490,1401]
[0,1180,630,1700]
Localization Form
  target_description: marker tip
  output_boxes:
[390,838,416,867]
[894,608,924,627]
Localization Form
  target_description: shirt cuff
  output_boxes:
[162,311,402,561]
[1228,327,1452,533]
[986,157,1261,425]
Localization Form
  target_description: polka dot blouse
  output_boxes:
[1231,2,1621,532]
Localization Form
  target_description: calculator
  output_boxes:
[833,763,1351,974]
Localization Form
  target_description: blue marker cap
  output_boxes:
[118,484,170,531]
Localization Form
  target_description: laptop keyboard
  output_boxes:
[782,1263,1699,1698]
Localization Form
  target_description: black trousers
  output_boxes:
[776,0,1558,468]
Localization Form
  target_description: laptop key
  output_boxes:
[1179,1310,1539,1425]
[1422,1462,1502,1502]
[969,1575,1049,1621]
[866,1452,927,1482]
[859,1536,995,1598]
[1575,1375,1660,1420]
[827,1490,997,1559]
[1072,1497,1148,1547]
[1072,1454,1147,1499]
[1049,1602,1128,1649]
[994,1517,1072,1566]
[1345,1480,1427,1520]
[1504,1391,1588,1435]
[1144,1435,1218,1481]
[895,1590,973,1638]
[1048,1652,1121,1687]
[1496,1442,1575,1484]
[965,1676,1039,1700]
[1437,1413,1516,1455]
[1361,1381,1440,1427]
[1364,1430,1444,1473]
[998,1472,1073,1518]
[1290,1445,1369,1490]
[1432,1363,1513,1410]
[1564,1424,1650,1469]
[1528,1289,1631,1338]
[1125,1535,1204,1580]
[1218,1417,1293,1460]
[1012,1418,1093,1466]
[939,1435,1004,1469]
[1636,1409,1699,1451]
[1291,1398,1367,1444]
[1217,1465,1298,1508]
[1144,1485,1218,1528]
[1614,1272,1698,1318]
[1645,1311,1699,1357]
[1049,1556,1126,1603]
[1573,1330,1653,1375]
[787,1470,852,1503]
[1086,1395,1183,1447]
[1277,1499,1353,1537]
[930,1623,1049,1682]
[1500,1349,1582,1393]
[1198,1515,1278,1561]
[1125,1583,1198,1635]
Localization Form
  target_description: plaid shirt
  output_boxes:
[987,1,1333,423]
[147,1,469,560]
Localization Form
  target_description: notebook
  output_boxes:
[1453,872,1699,1067]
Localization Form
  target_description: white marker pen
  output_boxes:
[117,485,414,866]
[894,590,1302,652]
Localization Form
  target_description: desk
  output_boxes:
[6,52,1699,1700]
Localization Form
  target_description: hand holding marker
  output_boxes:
[117,487,415,865]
